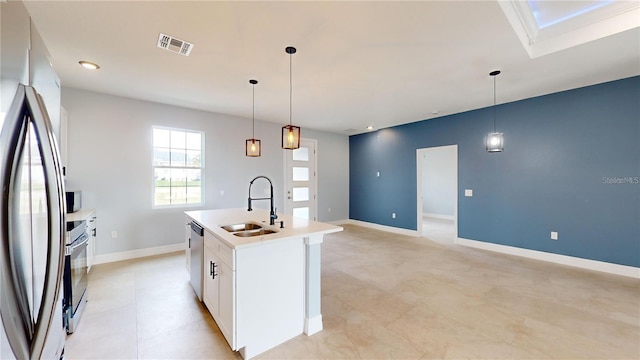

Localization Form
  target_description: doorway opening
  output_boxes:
[416,145,458,244]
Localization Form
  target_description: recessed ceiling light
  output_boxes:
[431,110,440,115]
[366,126,374,131]
[79,61,100,70]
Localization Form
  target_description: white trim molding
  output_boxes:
[304,234,324,246]
[348,219,420,237]
[93,243,185,265]
[326,219,350,226]
[456,237,640,279]
[304,315,323,336]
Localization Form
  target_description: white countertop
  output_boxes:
[66,208,96,222]
[185,208,343,249]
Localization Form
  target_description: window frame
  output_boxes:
[152,125,205,209]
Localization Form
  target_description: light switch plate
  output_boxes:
[551,231,558,240]
[465,189,473,197]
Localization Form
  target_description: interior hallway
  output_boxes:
[65,225,639,359]
[422,217,456,245]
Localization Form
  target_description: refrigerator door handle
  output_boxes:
[0,84,66,360]
[1,84,32,360]
[26,86,66,360]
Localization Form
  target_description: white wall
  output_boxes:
[62,88,349,256]
[421,146,456,217]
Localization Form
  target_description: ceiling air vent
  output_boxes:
[157,33,193,56]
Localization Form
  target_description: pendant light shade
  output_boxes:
[246,79,261,157]
[282,46,301,150]
[486,132,504,152]
[486,70,504,153]
[282,124,301,149]
[246,138,261,157]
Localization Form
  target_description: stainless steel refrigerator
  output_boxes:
[1,1,67,359]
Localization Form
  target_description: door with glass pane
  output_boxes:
[285,138,317,220]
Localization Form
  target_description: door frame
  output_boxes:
[416,145,458,238]
[283,138,318,220]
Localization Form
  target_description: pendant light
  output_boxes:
[486,70,504,153]
[246,79,261,157]
[282,46,301,150]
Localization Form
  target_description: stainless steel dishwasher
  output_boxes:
[189,221,204,301]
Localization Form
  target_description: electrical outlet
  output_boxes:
[376,171,380,177]
[465,189,473,197]
[111,231,118,239]
[551,231,558,240]
[392,213,396,219]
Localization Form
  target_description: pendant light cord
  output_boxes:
[252,83,255,138]
[493,75,497,133]
[289,52,293,126]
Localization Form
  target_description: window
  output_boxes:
[153,127,203,207]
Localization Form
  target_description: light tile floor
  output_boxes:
[66,224,640,359]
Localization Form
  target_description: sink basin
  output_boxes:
[220,222,278,237]
[221,223,262,232]
[232,229,278,237]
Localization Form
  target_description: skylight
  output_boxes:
[528,0,615,29]
[499,0,640,58]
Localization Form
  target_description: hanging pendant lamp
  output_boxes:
[246,79,261,157]
[282,46,301,150]
[486,70,504,153]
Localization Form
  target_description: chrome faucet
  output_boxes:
[248,175,278,225]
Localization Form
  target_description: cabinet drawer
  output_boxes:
[204,231,235,270]
[204,231,218,254]
[217,241,234,270]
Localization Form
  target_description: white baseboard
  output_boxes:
[456,237,640,279]
[304,315,323,336]
[348,219,420,237]
[326,219,350,226]
[423,213,455,221]
[93,243,185,265]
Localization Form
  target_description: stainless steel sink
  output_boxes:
[220,222,278,237]
[221,223,262,232]
[232,229,278,237]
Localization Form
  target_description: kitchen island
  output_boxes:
[184,208,342,359]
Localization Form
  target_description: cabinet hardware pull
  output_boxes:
[212,262,218,279]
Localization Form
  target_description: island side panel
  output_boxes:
[304,234,324,335]
[236,237,305,359]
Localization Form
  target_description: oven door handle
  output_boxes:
[67,233,89,255]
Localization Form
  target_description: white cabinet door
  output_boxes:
[218,261,235,348]
[185,218,191,272]
[203,245,220,317]
[87,214,97,271]
[202,231,236,349]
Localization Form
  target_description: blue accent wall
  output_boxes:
[349,76,640,267]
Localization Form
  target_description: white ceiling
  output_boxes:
[23,0,640,135]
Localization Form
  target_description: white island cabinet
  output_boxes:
[185,208,342,360]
